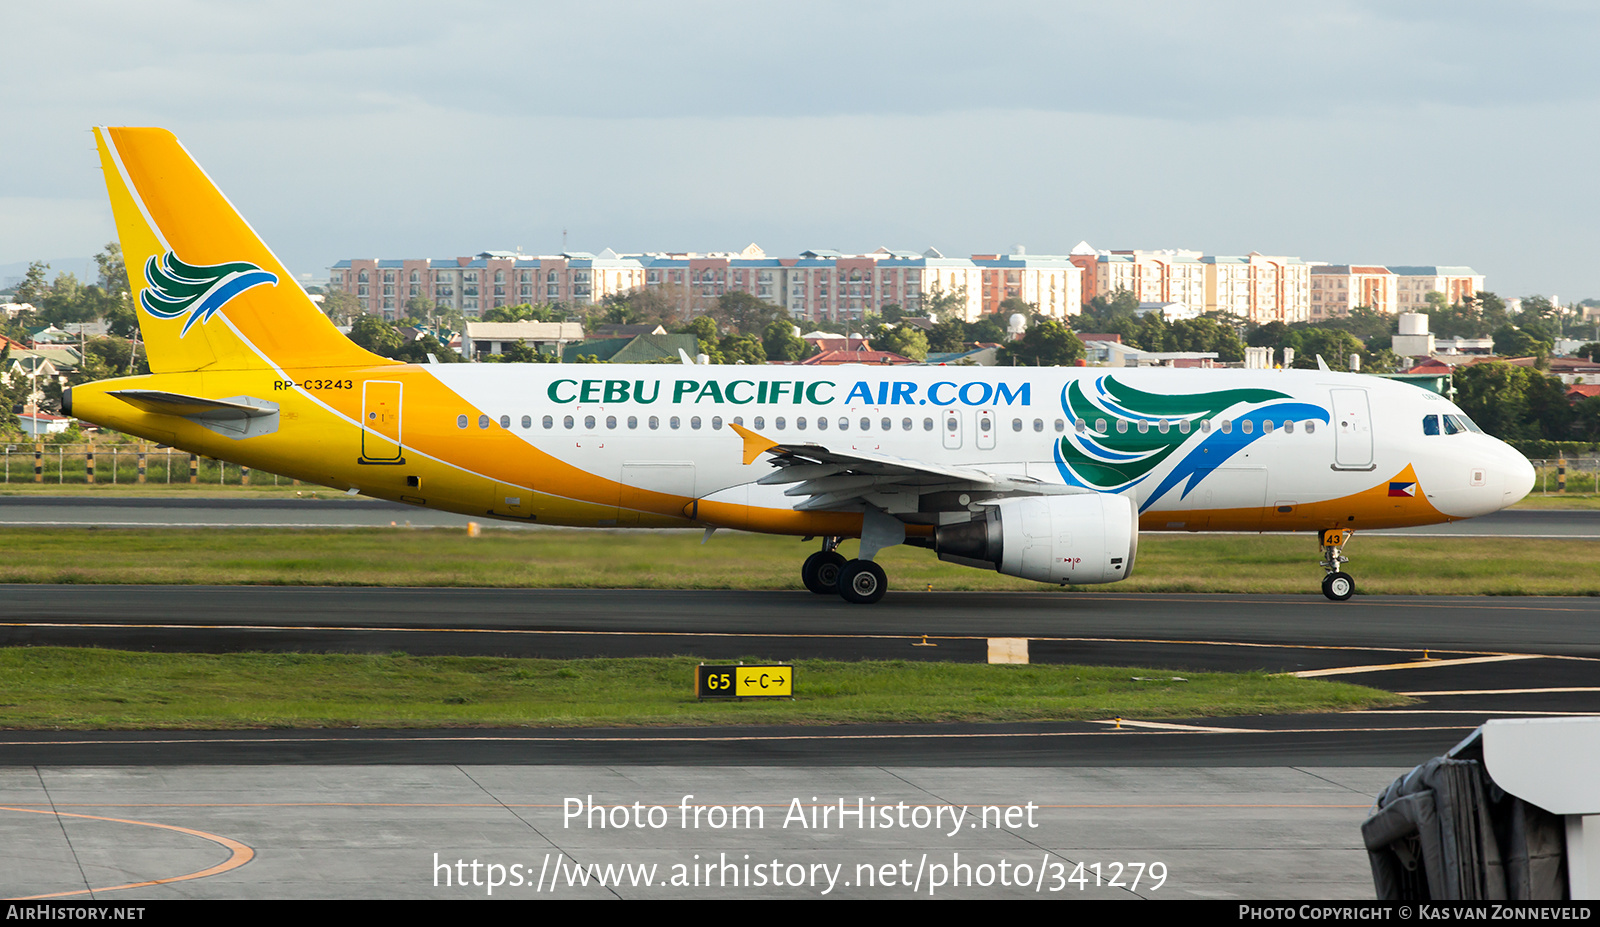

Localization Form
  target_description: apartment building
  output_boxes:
[330,250,645,319]
[331,245,1480,329]
[970,251,1083,318]
[1390,266,1485,311]
[332,246,1053,324]
[1309,265,1397,317]
[1201,254,1311,323]
[1072,248,1208,311]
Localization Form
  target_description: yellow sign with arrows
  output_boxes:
[697,664,794,699]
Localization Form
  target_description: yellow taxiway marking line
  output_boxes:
[0,805,254,900]
[1086,719,1257,734]
[1292,654,1539,677]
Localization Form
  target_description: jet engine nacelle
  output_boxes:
[933,493,1138,585]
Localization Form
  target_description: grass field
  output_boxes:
[0,525,1595,594]
[0,647,1407,730]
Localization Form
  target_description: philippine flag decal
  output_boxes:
[1388,481,1417,497]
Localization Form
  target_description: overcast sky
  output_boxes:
[3,1,1596,299]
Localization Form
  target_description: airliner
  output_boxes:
[65,127,1536,603]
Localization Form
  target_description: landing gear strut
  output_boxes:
[801,537,846,595]
[1320,528,1355,601]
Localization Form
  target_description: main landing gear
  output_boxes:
[801,536,888,604]
[1320,528,1355,601]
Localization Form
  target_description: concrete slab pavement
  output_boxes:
[1,765,1399,900]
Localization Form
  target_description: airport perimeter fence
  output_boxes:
[1527,457,1600,494]
[0,443,297,486]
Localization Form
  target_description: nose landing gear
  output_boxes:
[1320,528,1355,601]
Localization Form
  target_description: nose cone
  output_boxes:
[1502,444,1535,507]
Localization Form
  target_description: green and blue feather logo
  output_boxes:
[1055,376,1329,511]
[139,252,278,336]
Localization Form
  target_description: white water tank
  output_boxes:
[1399,313,1429,336]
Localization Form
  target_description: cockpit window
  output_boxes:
[1423,414,1440,436]
[1443,414,1466,435]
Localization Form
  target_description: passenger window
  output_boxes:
[1305,421,1316,434]
[563,415,574,429]
[837,417,848,431]
[923,418,934,431]
[457,414,468,429]
[1116,420,1128,434]
[1136,420,1148,434]
[1055,419,1065,433]
[776,416,787,429]
[670,416,680,430]
[1012,418,1022,432]
[817,417,828,431]
[1157,419,1169,434]
[1200,420,1211,434]
[797,417,807,430]
[499,415,511,428]
[628,416,638,429]
[1284,420,1295,434]
[1219,420,1231,434]
[1075,419,1086,434]
[902,418,913,430]
[711,416,722,430]
[1096,419,1108,434]
[584,415,595,430]
[690,416,701,430]
[1178,420,1190,434]
[520,415,532,429]
[1033,419,1043,433]
[542,415,553,429]
[479,415,490,430]
[606,415,617,429]
[1241,420,1253,434]
[649,416,659,430]
[754,416,765,429]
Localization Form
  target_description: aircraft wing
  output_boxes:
[730,422,1081,511]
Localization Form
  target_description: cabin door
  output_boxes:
[1330,388,1373,469]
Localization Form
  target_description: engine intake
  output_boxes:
[932,493,1138,585]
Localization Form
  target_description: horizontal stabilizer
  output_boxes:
[110,390,278,419]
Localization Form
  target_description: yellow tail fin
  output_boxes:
[94,127,390,373]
